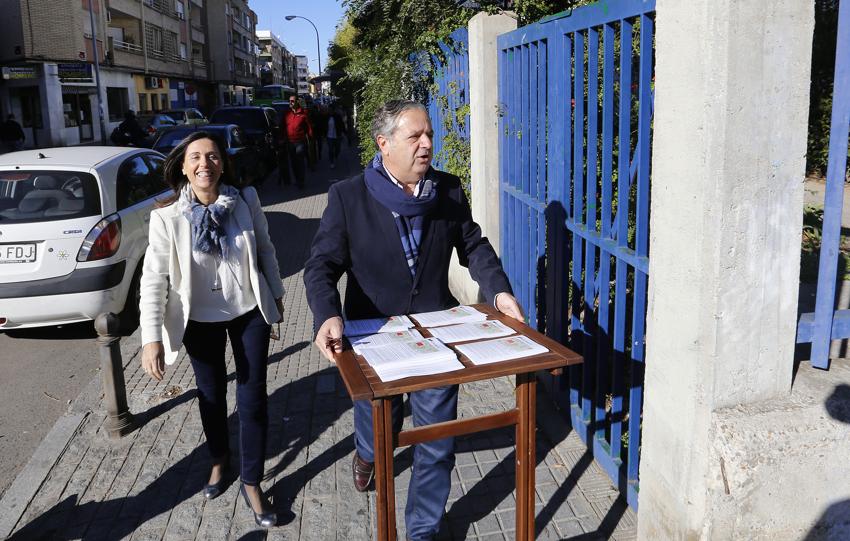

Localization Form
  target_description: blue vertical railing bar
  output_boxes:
[498,0,655,510]
[595,22,616,452]
[622,12,654,509]
[797,0,850,369]
[569,30,586,432]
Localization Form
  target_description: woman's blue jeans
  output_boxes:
[183,307,271,485]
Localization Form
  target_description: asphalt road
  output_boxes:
[0,322,101,499]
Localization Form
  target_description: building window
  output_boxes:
[176,1,185,19]
[164,31,178,58]
[138,93,148,112]
[144,22,163,57]
[106,87,129,121]
[180,42,187,60]
[161,94,169,110]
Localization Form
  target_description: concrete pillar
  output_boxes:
[448,12,517,304]
[637,1,814,539]
[38,63,64,147]
[469,12,516,249]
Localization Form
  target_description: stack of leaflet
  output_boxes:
[410,305,487,328]
[343,315,414,337]
[427,319,516,343]
[358,337,464,382]
[350,329,425,355]
[455,335,549,365]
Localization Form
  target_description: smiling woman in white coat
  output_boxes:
[139,131,283,528]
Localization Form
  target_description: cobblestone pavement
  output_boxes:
[0,146,636,540]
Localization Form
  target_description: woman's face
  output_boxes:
[182,138,223,192]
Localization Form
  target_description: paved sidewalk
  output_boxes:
[0,146,636,540]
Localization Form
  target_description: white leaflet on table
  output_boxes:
[360,337,463,382]
[351,329,425,355]
[455,335,548,365]
[343,315,414,337]
[426,319,516,343]
[409,305,487,328]
[360,337,456,366]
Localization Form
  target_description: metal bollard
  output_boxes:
[95,313,135,439]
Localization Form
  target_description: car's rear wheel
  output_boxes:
[118,262,143,334]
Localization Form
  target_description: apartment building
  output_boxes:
[205,0,259,106]
[256,30,296,91]
[0,0,260,147]
[295,55,309,96]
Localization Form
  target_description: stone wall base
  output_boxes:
[704,361,850,540]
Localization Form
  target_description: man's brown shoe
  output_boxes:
[352,452,374,492]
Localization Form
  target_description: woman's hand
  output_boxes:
[275,297,284,323]
[142,341,166,381]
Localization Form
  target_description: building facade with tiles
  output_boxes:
[0,0,261,148]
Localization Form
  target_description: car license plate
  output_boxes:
[0,243,37,263]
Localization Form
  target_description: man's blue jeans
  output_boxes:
[354,385,459,540]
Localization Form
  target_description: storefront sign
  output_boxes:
[1,66,37,80]
[58,63,92,83]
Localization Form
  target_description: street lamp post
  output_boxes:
[284,15,322,76]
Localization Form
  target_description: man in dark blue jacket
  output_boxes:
[304,100,523,541]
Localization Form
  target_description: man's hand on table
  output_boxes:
[315,316,344,363]
[495,293,525,322]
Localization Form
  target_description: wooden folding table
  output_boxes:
[333,303,582,541]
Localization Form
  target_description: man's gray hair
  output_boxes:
[371,100,428,143]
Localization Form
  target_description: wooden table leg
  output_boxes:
[372,398,396,541]
[516,373,529,541]
[515,372,537,541]
[526,374,537,541]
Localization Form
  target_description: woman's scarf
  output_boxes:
[178,182,238,260]
[363,153,438,276]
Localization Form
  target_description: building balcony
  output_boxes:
[190,0,203,6]
[191,27,205,44]
[147,55,191,77]
[109,39,146,70]
[190,62,208,80]
[109,0,142,18]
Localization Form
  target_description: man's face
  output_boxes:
[377,109,433,184]
[290,97,299,110]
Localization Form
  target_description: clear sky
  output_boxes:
[250,0,346,76]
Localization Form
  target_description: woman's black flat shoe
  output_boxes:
[240,483,277,528]
[202,465,231,500]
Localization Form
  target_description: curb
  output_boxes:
[0,411,89,538]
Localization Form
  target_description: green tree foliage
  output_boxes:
[329,0,595,166]
[807,0,842,177]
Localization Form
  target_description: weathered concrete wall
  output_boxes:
[707,362,850,540]
[638,0,814,538]
[448,12,517,304]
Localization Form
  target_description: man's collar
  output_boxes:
[382,164,423,197]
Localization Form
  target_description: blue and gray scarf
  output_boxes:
[179,183,239,260]
[363,153,438,276]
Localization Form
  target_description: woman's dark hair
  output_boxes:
[157,130,235,207]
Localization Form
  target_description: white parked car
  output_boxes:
[0,146,168,330]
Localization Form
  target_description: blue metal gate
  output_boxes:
[797,0,850,370]
[498,0,655,509]
[426,28,471,180]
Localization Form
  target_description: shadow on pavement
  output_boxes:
[9,365,350,540]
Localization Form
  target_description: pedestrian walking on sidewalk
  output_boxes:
[304,100,524,541]
[280,96,313,189]
[1,114,25,151]
[326,106,346,169]
[139,131,285,528]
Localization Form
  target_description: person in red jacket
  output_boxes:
[280,96,313,188]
